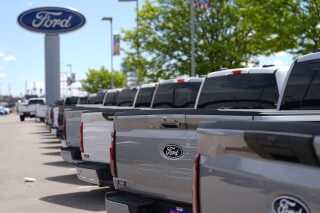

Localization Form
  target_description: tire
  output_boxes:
[40,118,45,122]
[20,115,25,122]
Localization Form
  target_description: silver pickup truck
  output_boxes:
[195,120,320,213]
[76,79,203,187]
[107,51,320,212]
[105,65,289,212]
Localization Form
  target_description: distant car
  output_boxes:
[0,106,10,114]
[0,108,8,115]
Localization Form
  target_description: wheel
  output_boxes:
[20,115,25,121]
[40,118,45,122]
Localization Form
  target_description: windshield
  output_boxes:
[197,73,279,109]
[280,60,320,110]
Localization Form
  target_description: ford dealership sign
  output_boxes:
[18,7,85,34]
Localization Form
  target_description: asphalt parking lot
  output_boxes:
[0,114,111,212]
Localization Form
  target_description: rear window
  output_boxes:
[134,87,156,108]
[95,92,105,104]
[117,89,138,106]
[280,60,320,110]
[78,97,88,104]
[65,97,79,105]
[152,82,201,108]
[104,92,120,106]
[28,100,45,105]
[197,73,279,109]
[86,96,97,104]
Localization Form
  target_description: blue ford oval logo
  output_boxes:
[273,196,309,213]
[17,7,86,34]
[163,144,183,159]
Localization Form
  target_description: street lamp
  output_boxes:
[102,16,114,89]
[66,64,72,77]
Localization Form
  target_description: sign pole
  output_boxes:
[45,34,60,105]
[191,0,196,77]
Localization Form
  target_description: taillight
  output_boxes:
[80,122,84,153]
[110,131,117,177]
[63,116,66,140]
[232,70,242,75]
[192,154,201,213]
[176,78,185,83]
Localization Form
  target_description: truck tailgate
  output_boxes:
[114,109,255,204]
[81,111,113,163]
[65,110,83,147]
[196,121,320,213]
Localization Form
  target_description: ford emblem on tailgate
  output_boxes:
[163,144,183,159]
[272,196,309,213]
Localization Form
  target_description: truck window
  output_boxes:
[95,92,105,104]
[152,82,201,108]
[86,96,97,104]
[28,100,44,105]
[134,87,156,108]
[78,97,88,104]
[197,74,278,109]
[116,89,138,106]
[280,60,320,110]
[104,92,120,106]
[65,97,79,105]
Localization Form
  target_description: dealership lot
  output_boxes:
[0,114,111,212]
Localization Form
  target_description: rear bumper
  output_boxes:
[105,191,192,213]
[76,162,113,187]
[61,147,82,164]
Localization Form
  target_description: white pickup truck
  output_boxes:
[61,89,121,164]
[35,104,48,122]
[51,96,80,138]
[76,83,161,186]
[17,98,45,121]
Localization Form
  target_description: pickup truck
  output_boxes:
[105,65,290,212]
[17,98,45,121]
[51,96,80,138]
[76,78,204,187]
[35,104,48,122]
[76,83,161,186]
[194,120,320,213]
[60,89,121,164]
[192,51,320,213]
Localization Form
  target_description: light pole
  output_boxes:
[102,17,114,89]
[190,0,196,77]
[66,64,72,77]
[118,0,139,70]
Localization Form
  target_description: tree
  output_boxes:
[121,0,288,83]
[238,0,320,56]
[122,0,320,82]
[80,67,126,93]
